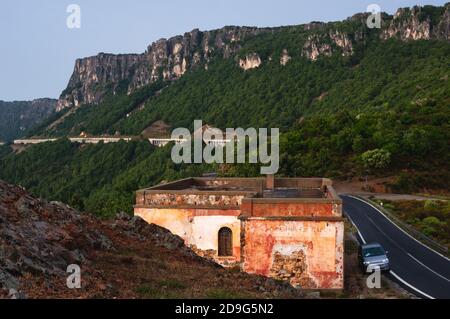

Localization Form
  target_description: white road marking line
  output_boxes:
[370,214,450,282]
[345,195,450,263]
[343,200,438,300]
[389,270,435,299]
[344,210,367,244]
[407,253,450,283]
[364,207,450,282]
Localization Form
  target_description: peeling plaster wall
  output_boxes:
[134,207,241,264]
[137,192,246,207]
[244,202,341,218]
[241,219,344,289]
[191,215,241,260]
[134,207,192,239]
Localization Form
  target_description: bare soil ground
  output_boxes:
[0,180,302,299]
[141,120,171,139]
[335,177,445,201]
[334,177,396,194]
[1,180,412,299]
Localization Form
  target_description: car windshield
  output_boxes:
[363,246,385,257]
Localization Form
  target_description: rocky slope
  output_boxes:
[0,180,302,299]
[382,5,450,40]
[56,4,450,111]
[0,99,57,142]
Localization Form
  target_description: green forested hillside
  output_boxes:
[0,140,211,217]
[112,39,449,138]
[1,6,449,218]
[0,99,56,142]
[26,83,165,137]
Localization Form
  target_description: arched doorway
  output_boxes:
[218,227,233,257]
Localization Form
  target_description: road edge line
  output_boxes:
[342,197,436,299]
[346,195,450,263]
[389,270,435,299]
[406,253,450,283]
[344,210,367,244]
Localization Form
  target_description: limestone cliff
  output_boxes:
[383,4,450,41]
[57,54,141,110]
[56,4,450,111]
[239,53,262,70]
[280,49,291,66]
[57,27,270,111]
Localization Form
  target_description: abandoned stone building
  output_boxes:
[134,176,344,289]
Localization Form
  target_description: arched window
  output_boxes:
[218,227,233,257]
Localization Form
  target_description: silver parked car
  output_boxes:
[358,243,390,272]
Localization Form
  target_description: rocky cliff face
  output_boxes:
[56,54,141,110]
[239,53,262,70]
[301,30,355,61]
[302,30,353,61]
[383,4,450,41]
[57,27,272,111]
[434,5,450,40]
[280,49,291,66]
[57,4,450,111]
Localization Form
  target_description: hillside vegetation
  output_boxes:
[0,4,449,217]
[0,99,56,142]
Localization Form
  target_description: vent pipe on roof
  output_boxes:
[266,174,275,190]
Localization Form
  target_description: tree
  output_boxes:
[403,128,432,156]
[421,216,442,237]
[361,149,391,171]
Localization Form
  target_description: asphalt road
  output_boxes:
[342,195,450,299]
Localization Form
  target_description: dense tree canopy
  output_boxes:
[1,20,449,218]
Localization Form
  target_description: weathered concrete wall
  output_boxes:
[241,219,344,289]
[135,207,192,239]
[14,138,58,144]
[199,178,265,190]
[69,137,132,144]
[191,215,241,265]
[134,207,241,266]
[241,200,342,218]
[137,192,247,208]
[13,137,132,145]
[134,176,344,287]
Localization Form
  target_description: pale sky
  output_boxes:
[0,0,447,101]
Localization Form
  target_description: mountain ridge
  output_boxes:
[56,4,450,112]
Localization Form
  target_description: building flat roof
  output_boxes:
[263,188,325,199]
[137,177,338,201]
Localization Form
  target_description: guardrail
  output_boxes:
[356,195,449,255]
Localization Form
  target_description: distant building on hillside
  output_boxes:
[148,124,235,148]
[134,175,344,290]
